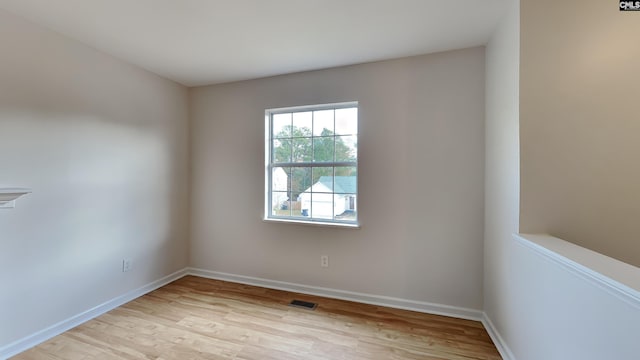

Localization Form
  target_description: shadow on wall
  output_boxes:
[0,110,185,346]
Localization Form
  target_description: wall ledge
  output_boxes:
[0,188,31,209]
[514,233,640,308]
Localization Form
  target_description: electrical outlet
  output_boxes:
[321,255,329,268]
[122,258,132,272]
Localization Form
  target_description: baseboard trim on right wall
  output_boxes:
[482,313,516,360]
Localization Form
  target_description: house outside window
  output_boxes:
[265,102,358,226]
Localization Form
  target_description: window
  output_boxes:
[265,102,358,226]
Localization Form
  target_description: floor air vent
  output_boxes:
[289,299,317,310]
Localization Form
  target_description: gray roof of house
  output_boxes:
[317,176,356,194]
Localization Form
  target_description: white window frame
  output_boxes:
[264,101,359,227]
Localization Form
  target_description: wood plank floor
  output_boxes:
[13,276,501,360]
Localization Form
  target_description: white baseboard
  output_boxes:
[187,267,484,321]
[2,268,497,359]
[0,268,189,359]
[482,313,516,360]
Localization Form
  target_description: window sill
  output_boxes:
[263,217,360,229]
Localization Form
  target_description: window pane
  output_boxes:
[292,111,312,137]
[332,171,357,194]
[292,137,312,162]
[313,137,334,162]
[271,167,289,191]
[312,167,334,191]
[334,194,357,220]
[273,113,291,138]
[272,139,291,163]
[271,191,290,216]
[335,107,357,135]
[290,201,303,217]
[335,166,357,178]
[313,109,334,136]
[310,192,333,219]
[291,167,312,199]
[335,135,357,161]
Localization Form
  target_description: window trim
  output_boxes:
[264,101,359,227]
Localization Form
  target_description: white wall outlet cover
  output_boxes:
[122,259,132,272]
[321,255,329,267]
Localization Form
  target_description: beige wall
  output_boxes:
[190,48,486,310]
[0,9,190,345]
[484,0,520,357]
[520,0,640,266]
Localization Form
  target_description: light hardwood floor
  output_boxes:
[14,276,501,360]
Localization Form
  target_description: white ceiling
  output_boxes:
[0,0,510,87]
